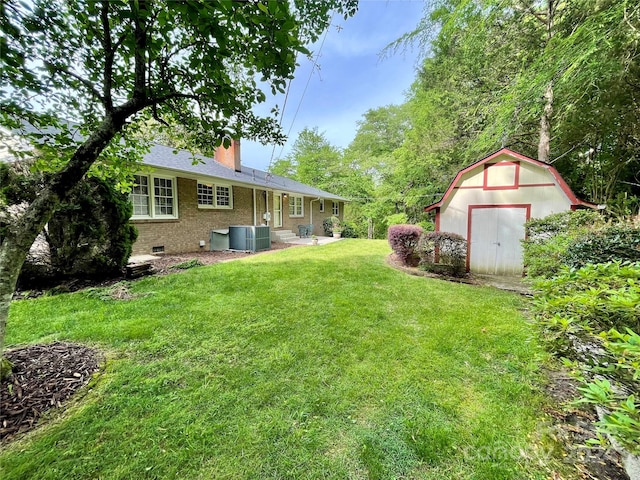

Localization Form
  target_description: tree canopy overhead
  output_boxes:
[0,0,358,361]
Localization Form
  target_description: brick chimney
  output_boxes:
[214,139,241,172]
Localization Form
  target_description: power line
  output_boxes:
[269,13,336,169]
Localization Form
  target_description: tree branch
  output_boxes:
[44,61,105,103]
[150,92,202,105]
[101,0,113,111]
[131,0,148,102]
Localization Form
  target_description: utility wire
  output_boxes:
[269,13,336,169]
[267,69,295,171]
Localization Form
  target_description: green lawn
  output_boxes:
[1,240,562,479]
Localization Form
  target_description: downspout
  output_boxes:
[253,188,257,226]
[265,190,271,226]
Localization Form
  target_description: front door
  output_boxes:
[273,193,282,228]
[469,206,529,275]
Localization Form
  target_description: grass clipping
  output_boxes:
[170,258,204,270]
[83,281,149,301]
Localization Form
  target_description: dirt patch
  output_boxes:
[13,243,295,300]
[1,342,103,443]
[544,369,629,480]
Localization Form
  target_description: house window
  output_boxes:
[319,199,325,212]
[332,201,339,216]
[198,181,233,209]
[131,174,150,216]
[154,177,174,216]
[130,174,178,219]
[216,185,231,207]
[197,182,214,206]
[289,195,303,217]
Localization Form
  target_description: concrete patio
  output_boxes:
[280,235,343,246]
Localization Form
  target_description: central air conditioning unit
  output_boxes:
[228,225,271,252]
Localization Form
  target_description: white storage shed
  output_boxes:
[424,148,596,275]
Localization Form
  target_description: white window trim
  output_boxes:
[319,199,325,212]
[131,174,150,218]
[288,195,304,218]
[197,180,234,209]
[131,174,179,220]
[332,201,339,216]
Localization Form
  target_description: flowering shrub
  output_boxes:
[418,231,467,277]
[388,224,423,266]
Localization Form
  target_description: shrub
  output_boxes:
[340,221,358,238]
[388,224,423,267]
[46,176,138,279]
[531,262,640,454]
[563,223,640,268]
[522,210,604,278]
[417,220,435,233]
[417,232,467,277]
[322,216,341,235]
[532,262,640,332]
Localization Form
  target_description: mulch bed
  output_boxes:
[1,342,103,443]
[13,242,296,300]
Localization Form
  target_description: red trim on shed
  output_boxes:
[424,148,595,213]
[482,161,520,190]
[465,204,531,272]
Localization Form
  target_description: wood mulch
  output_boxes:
[1,342,103,443]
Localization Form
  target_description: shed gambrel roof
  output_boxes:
[424,148,596,212]
[143,144,348,201]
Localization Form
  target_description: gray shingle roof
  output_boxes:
[3,119,347,201]
[143,144,348,201]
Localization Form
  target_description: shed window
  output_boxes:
[483,162,519,190]
[332,201,339,216]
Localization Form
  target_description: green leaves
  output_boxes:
[530,255,640,454]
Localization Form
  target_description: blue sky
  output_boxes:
[241,0,426,171]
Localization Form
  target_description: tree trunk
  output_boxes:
[538,81,554,163]
[0,115,128,360]
[0,237,28,360]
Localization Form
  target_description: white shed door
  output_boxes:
[469,207,527,275]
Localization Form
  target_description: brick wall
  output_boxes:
[131,178,254,255]
[278,195,343,236]
[131,177,346,255]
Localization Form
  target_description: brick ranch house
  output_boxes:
[130,140,347,255]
